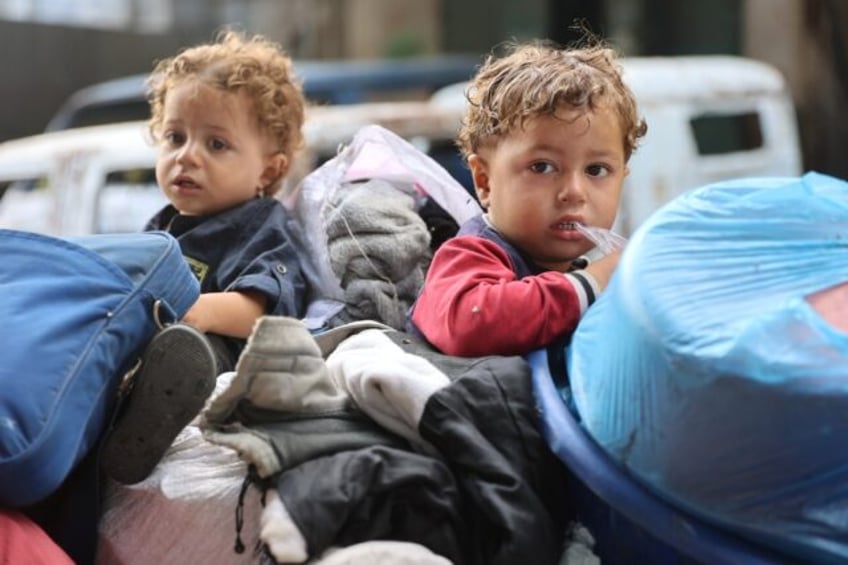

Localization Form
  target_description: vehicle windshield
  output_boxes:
[45,55,479,132]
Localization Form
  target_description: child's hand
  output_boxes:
[181,296,214,334]
[584,250,621,291]
[181,291,267,338]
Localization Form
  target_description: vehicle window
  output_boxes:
[689,111,764,155]
[95,168,165,233]
[0,177,55,233]
[0,179,12,201]
[425,138,474,196]
[67,102,152,131]
[47,56,479,133]
[0,177,43,198]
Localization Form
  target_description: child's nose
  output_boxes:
[557,174,587,202]
[176,141,199,165]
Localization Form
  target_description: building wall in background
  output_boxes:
[0,0,445,142]
[345,0,440,58]
[638,0,742,55]
[226,0,440,59]
[0,21,202,140]
[745,0,848,179]
[0,0,845,180]
[442,0,548,55]
[602,0,847,180]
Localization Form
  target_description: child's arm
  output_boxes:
[181,290,267,339]
[584,250,620,290]
[411,236,598,357]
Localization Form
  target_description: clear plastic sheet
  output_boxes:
[291,125,481,308]
[574,223,627,255]
[96,374,264,565]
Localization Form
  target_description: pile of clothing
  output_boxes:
[201,316,572,565]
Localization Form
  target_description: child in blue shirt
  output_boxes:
[102,30,309,484]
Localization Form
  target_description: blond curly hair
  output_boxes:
[458,40,647,161]
[146,29,305,195]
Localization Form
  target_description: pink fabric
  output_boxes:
[807,281,848,332]
[0,510,73,565]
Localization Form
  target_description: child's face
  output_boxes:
[154,80,285,216]
[469,106,628,272]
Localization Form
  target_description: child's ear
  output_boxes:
[468,154,491,206]
[260,153,289,188]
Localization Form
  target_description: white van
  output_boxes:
[431,55,803,236]
[617,55,802,235]
[0,55,802,238]
[0,101,468,236]
[0,122,159,235]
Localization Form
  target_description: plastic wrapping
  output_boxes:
[574,223,627,254]
[96,374,263,565]
[96,420,448,565]
[291,125,481,327]
[567,172,848,562]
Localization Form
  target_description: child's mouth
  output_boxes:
[176,179,200,189]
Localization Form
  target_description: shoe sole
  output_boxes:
[101,324,217,484]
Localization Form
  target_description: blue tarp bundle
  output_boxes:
[567,172,848,563]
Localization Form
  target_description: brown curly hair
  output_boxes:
[458,40,647,161]
[146,29,305,195]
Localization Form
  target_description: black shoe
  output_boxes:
[101,323,217,484]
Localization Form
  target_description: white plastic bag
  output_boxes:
[292,125,482,329]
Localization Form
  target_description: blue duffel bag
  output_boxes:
[0,229,198,508]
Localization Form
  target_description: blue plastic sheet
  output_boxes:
[568,172,848,562]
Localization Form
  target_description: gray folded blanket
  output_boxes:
[343,269,424,330]
[201,316,404,478]
[326,179,430,282]
[325,179,422,239]
[324,179,431,328]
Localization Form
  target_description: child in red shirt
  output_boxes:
[409,40,647,357]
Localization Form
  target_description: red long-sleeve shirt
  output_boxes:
[410,235,597,357]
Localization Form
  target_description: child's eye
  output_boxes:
[586,164,611,178]
[208,138,228,151]
[163,131,184,146]
[529,161,555,174]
